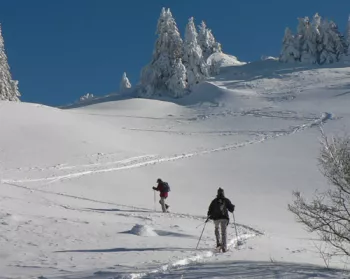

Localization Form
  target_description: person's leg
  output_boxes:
[159,197,166,212]
[221,219,228,251]
[214,220,221,247]
[164,197,169,209]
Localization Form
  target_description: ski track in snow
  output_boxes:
[1,182,262,279]
[0,112,330,279]
[1,112,332,186]
[54,154,158,171]
[121,233,257,279]
[3,154,157,172]
[0,180,263,237]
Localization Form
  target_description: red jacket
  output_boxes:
[154,182,168,198]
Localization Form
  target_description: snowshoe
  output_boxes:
[214,244,222,253]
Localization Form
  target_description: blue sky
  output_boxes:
[0,0,349,106]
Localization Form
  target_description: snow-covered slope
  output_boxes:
[1,60,350,279]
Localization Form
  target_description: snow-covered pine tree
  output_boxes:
[297,16,318,63]
[346,15,350,55]
[280,13,347,65]
[319,19,337,64]
[183,17,208,88]
[79,93,94,102]
[328,20,347,60]
[120,72,131,91]
[319,19,347,64]
[166,58,187,98]
[140,8,184,97]
[197,21,207,55]
[279,27,300,62]
[197,21,222,61]
[0,24,20,101]
[312,13,324,60]
[10,80,20,100]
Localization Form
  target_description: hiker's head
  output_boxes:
[217,187,225,197]
[157,178,162,183]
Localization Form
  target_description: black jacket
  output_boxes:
[208,196,235,221]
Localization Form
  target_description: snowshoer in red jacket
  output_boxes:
[152,178,170,212]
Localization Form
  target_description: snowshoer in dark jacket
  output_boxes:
[152,178,170,212]
[207,187,235,252]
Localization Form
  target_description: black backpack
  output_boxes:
[162,182,170,192]
[217,198,227,215]
[211,198,227,218]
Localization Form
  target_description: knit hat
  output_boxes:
[217,187,225,197]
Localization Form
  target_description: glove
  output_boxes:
[152,187,156,190]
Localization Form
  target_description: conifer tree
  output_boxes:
[183,17,208,88]
[140,8,184,97]
[197,21,222,60]
[0,25,20,101]
[120,72,132,91]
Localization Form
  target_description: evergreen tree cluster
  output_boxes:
[280,13,350,64]
[139,8,222,98]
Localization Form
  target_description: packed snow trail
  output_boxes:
[105,233,257,279]
[1,180,263,279]
[129,261,348,279]
[1,112,332,186]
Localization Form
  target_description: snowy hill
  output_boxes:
[207,52,246,69]
[1,59,350,278]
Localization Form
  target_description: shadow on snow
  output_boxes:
[85,207,151,213]
[138,260,349,279]
[55,247,186,253]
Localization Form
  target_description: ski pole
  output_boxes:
[196,218,208,250]
[196,222,206,229]
[153,190,157,212]
[232,212,239,242]
[196,217,210,229]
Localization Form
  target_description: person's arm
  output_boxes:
[207,200,214,219]
[226,198,235,213]
[152,184,160,191]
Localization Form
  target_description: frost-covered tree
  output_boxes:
[183,17,208,88]
[79,93,94,102]
[319,19,347,64]
[346,15,350,55]
[140,8,184,97]
[10,80,20,99]
[312,12,322,32]
[280,27,300,62]
[197,21,222,61]
[166,58,187,98]
[120,72,131,91]
[297,16,319,63]
[289,130,350,257]
[280,13,347,65]
[0,25,20,101]
[312,13,324,57]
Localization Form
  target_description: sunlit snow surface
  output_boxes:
[1,60,350,278]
